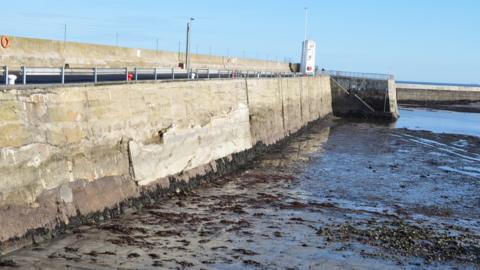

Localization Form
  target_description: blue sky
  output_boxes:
[1,0,479,83]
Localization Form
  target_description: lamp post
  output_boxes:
[185,18,194,72]
[304,7,308,41]
[64,24,67,43]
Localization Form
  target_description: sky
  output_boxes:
[1,0,479,84]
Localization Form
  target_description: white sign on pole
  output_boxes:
[300,40,316,75]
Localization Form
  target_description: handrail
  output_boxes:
[321,70,394,80]
[1,65,397,87]
[1,65,299,86]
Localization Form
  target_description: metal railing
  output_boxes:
[2,65,303,86]
[320,70,394,81]
[2,65,395,88]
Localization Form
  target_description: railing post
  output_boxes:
[22,66,27,85]
[219,70,221,79]
[134,67,138,81]
[94,67,98,83]
[207,69,210,79]
[154,68,158,81]
[125,68,129,81]
[61,66,65,84]
[171,67,175,80]
[4,65,8,85]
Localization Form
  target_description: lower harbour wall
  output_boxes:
[0,76,332,254]
[330,76,399,121]
[396,83,480,105]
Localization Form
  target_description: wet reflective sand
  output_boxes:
[1,114,480,269]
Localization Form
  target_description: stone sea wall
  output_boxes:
[0,36,290,72]
[0,76,332,254]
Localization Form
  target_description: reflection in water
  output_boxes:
[395,107,480,137]
[256,126,330,169]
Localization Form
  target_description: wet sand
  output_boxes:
[1,117,480,269]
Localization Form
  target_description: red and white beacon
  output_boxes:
[300,40,316,76]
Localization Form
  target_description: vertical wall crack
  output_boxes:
[123,137,136,182]
[244,78,250,106]
[299,79,304,122]
[279,78,286,133]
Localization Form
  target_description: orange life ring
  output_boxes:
[1,36,11,49]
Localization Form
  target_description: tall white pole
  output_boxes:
[304,7,308,41]
[185,18,194,71]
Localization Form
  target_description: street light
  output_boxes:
[64,24,67,44]
[185,17,194,72]
[304,7,308,41]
